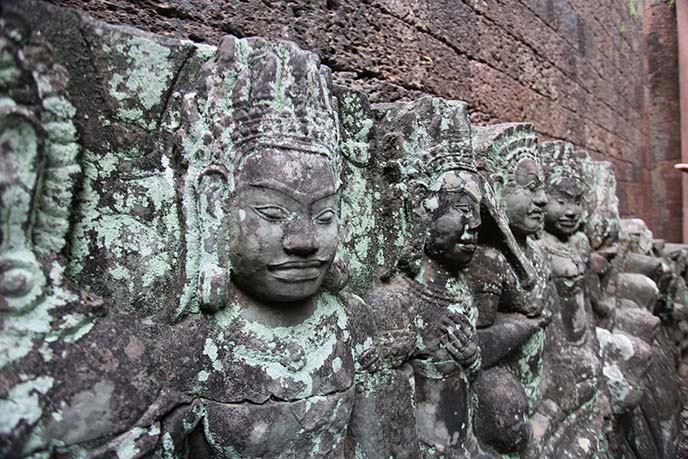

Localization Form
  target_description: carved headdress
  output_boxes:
[192,36,340,181]
[471,123,541,286]
[538,140,585,192]
[378,96,476,191]
[179,36,341,315]
[472,122,539,188]
[374,96,480,276]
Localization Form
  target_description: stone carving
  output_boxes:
[534,141,606,458]
[1,2,687,458]
[468,123,553,455]
[351,96,483,458]
[171,35,377,458]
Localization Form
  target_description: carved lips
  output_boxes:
[527,209,544,224]
[557,218,579,230]
[268,259,328,283]
[456,239,478,253]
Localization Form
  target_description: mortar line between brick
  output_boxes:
[472,8,645,142]
[479,0,646,128]
[369,0,645,143]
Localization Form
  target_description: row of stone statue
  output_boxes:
[0,3,685,458]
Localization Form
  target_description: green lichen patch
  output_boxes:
[67,148,181,316]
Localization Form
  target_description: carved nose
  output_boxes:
[283,219,319,257]
[565,208,578,218]
[467,211,481,230]
[534,189,548,206]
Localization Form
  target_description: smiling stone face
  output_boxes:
[424,170,483,272]
[504,157,548,237]
[544,180,584,239]
[229,149,339,303]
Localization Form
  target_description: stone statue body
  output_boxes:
[183,151,361,458]
[169,36,378,458]
[532,142,605,457]
[467,123,553,455]
[350,98,482,458]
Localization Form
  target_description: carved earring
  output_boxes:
[197,165,232,313]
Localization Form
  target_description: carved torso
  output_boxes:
[468,242,550,327]
[171,292,366,458]
[538,232,588,343]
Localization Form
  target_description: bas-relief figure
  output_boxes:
[350,97,484,458]
[533,141,607,458]
[2,1,688,458]
[467,123,554,455]
[170,35,378,458]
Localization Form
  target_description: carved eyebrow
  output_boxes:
[249,181,301,204]
[249,180,336,204]
[312,191,337,205]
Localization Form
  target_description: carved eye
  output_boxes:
[558,199,566,205]
[254,205,291,222]
[454,205,471,216]
[314,209,336,225]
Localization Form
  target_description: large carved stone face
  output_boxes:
[424,171,483,271]
[503,157,548,237]
[229,149,338,303]
[544,179,584,239]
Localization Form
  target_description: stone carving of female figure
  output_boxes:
[351,97,484,458]
[533,141,606,457]
[466,123,554,455]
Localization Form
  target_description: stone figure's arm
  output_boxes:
[341,292,381,373]
[504,274,545,317]
[477,313,548,369]
[587,252,613,318]
[362,284,418,370]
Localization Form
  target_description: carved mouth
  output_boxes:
[528,211,544,221]
[456,239,478,251]
[268,260,326,283]
[558,219,578,227]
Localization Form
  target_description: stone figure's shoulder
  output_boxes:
[469,244,513,289]
[339,290,375,329]
[473,244,510,269]
[338,290,379,373]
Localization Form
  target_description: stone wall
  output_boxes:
[44,0,683,241]
[2,1,686,457]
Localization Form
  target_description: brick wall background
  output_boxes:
[46,0,683,241]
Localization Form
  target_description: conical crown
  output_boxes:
[197,35,340,177]
[472,122,539,181]
[378,96,476,189]
[538,140,584,189]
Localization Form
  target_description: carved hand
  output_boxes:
[440,312,481,372]
[357,346,380,373]
[378,329,417,368]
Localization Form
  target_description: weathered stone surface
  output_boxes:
[0,2,684,459]
[39,0,683,241]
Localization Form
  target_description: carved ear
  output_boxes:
[196,166,232,313]
[489,173,504,195]
[407,181,430,219]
